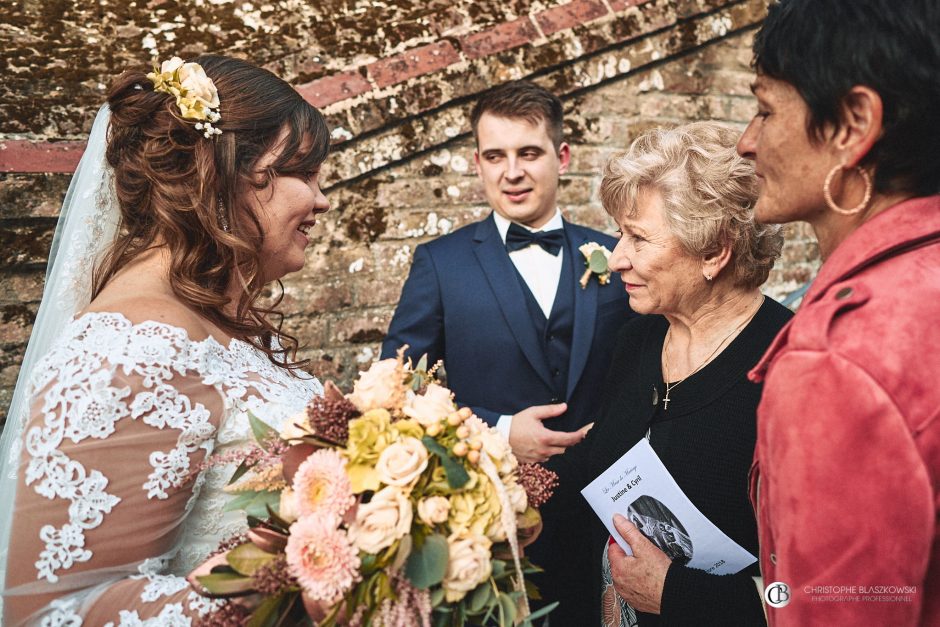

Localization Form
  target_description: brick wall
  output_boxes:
[0,0,821,426]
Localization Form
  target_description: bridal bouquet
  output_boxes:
[190,352,558,626]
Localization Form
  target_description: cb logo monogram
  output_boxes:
[764,581,791,608]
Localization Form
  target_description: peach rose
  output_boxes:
[375,437,429,488]
[347,486,412,553]
[417,496,451,526]
[443,532,492,602]
[347,359,403,412]
[401,383,455,427]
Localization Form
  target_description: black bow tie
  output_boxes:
[505,223,565,256]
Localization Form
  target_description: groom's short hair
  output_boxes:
[470,80,564,149]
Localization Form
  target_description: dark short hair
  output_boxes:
[470,80,564,149]
[753,0,940,196]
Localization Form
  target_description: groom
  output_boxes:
[382,80,634,622]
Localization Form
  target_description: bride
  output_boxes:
[0,55,331,625]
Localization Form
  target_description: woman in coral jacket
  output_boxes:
[736,1,940,625]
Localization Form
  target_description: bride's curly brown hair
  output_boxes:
[95,55,330,370]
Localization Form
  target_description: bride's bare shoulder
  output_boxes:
[84,294,221,343]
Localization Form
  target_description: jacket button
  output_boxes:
[550,397,561,403]
[835,287,853,299]
[552,368,560,377]
[770,553,777,565]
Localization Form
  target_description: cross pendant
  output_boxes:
[663,390,670,410]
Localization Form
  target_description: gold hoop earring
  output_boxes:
[823,164,872,216]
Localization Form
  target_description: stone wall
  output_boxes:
[0,0,821,426]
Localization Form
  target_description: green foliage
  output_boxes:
[248,411,277,444]
[589,249,609,273]
[422,436,470,489]
[195,571,254,596]
[405,533,449,588]
[223,490,281,519]
[227,542,276,577]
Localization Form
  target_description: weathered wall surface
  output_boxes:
[0,0,820,426]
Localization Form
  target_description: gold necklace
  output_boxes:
[661,295,764,410]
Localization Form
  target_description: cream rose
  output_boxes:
[178,61,220,109]
[417,496,450,526]
[279,487,300,523]
[160,56,185,75]
[347,359,402,412]
[478,428,517,475]
[348,486,412,553]
[375,437,429,488]
[507,480,528,514]
[443,532,493,602]
[401,383,454,427]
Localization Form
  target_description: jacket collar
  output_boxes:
[750,195,940,382]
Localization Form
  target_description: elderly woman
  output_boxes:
[737,1,940,624]
[567,121,791,626]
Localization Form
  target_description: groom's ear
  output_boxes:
[557,142,571,175]
[473,149,483,177]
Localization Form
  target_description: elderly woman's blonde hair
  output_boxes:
[600,121,783,290]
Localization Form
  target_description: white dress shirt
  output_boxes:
[491,210,566,439]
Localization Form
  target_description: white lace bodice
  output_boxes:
[4,312,322,626]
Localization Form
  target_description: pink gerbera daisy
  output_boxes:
[286,515,361,602]
[292,448,355,520]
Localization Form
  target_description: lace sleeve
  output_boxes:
[3,317,230,626]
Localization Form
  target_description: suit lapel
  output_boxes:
[565,222,598,399]
[473,216,555,390]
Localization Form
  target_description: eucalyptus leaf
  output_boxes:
[589,249,608,273]
[422,436,470,489]
[429,586,446,607]
[245,491,281,519]
[248,411,277,444]
[522,601,559,624]
[404,533,448,588]
[467,582,493,613]
[227,542,276,577]
[416,354,428,373]
[224,491,259,513]
[497,592,517,626]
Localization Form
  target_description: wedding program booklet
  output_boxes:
[581,439,756,576]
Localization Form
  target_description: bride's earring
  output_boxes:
[217,196,230,232]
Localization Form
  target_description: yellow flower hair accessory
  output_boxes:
[147,57,222,138]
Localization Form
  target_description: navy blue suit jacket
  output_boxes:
[381,213,634,433]
[382,214,635,622]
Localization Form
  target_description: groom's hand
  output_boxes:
[509,402,589,463]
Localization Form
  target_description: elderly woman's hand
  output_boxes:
[608,513,672,614]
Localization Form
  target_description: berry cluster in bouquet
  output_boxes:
[189,352,559,626]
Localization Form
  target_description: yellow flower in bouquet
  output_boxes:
[448,470,502,539]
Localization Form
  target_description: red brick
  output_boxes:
[460,17,539,60]
[367,41,461,89]
[295,70,371,108]
[535,0,609,37]
[0,141,84,174]
[609,0,654,12]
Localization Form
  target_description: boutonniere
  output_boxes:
[578,242,612,289]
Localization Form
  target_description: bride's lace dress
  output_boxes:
[3,312,322,626]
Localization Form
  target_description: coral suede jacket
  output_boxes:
[748,195,940,626]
